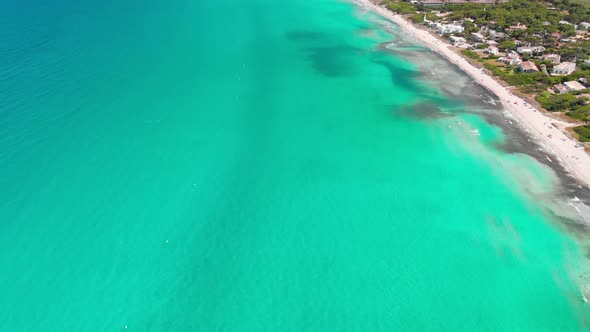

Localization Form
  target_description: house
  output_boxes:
[543,54,561,64]
[552,62,576,75]
[487,40,498,46]
[532,46,545,54]
[498,57,523,66]
[419,0,445,6]
[485,46,500,55]
[449,35,466,44]
[583,59,590,67]
[498,52,522,65]
[471,32,485,42]
[517,46,533,54]
[564,81,586,92]
[553,84,569,94]
[553,81,586,94]
[507,24,527,31]
[488,30,507,40]
[436,23,464,34]
[559,20,573,26]
[518,61,539,73]
[580,22,590,30]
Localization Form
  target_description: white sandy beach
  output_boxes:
[357,0,590,188]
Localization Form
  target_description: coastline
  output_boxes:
[356,0,590,189]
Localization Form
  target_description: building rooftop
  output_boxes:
[507,24,527,30]
[564,81,586,91]
[554,62,576,70]
[553,84,569,93]
[519,61,539,72]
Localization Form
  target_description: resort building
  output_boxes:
[543,54,561,64]
[552,62,576,76]
[580,22,590,30]
[518,61,539,73]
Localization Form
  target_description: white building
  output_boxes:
[488,30,507,40]
[553,84,569,94]
[498,52,522,65]
[485,46,499,55]
[580,22,590,30]
[564,81,586,92]
[449,35,466,44]
[554,81,586,94]
[436,23,464,35]
[543,54,561,64]
[471,32,485,42]
[519,61,539,73]
[552,62,576,76]
[516,46,533,55]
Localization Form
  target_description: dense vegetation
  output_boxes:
[536,90,590,121]
[461,49,480,59]
[574,125,590,141]
[385,1,417,14]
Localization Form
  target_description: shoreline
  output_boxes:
[356,0,590,189]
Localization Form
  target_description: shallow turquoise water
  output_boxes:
[0,0,588,330]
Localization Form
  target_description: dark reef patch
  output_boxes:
[369,57,421,90]
[394,102,456,121]
[304,45,362,77]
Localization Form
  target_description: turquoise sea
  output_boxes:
[1,0,589,330]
